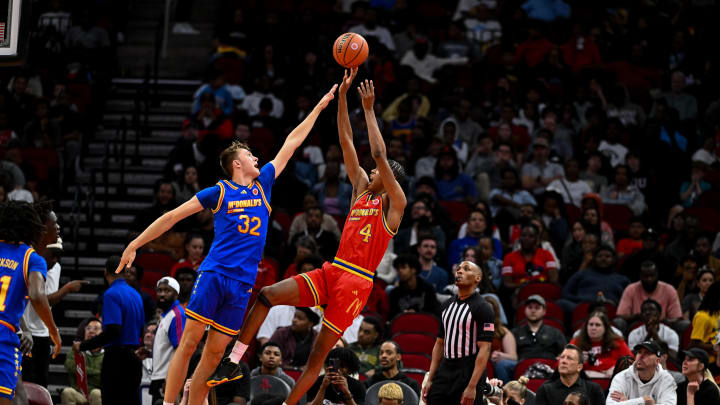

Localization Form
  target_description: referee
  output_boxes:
[72,256,145,405]
[423,261,495,405]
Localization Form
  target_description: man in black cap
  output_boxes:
[512,294,566,361]
[607,340,677,405]
[677,347,720,405]
[268,307,320,368]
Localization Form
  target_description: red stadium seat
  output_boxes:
[565,204,581,224]
[682,323,693,349]
[401,353,432,371]
[526,378,547,393]
[591,378,611,390]
[514,358,557,380]
[437,201,471,225]
[283,367,302,381]
[135,252,176,273]
[390,313,441,336]
[24,382,53,405]
[249,128,275,161]
[401,369,426,387]
[486,360,494,378]
[21,148,58,183]
[392,332,436,354]
[602,204,633,232]
[571,302,617,330]
[517,283,562,302]
[516,301,564,324]
[358,373,368,382]
[686,206,720,232]
[696,190,720,208]
[273,211,292,234]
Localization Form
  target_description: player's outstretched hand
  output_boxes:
[115,245,137,274]
[316,84,338,111]
[50,328,62,359]
[339,67,358,95]
[357,79,375,111]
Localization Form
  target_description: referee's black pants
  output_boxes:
[427,356,486,405]
[101,345,142,405]
[21,336,51,387]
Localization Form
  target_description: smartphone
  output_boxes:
[328,357,339,373]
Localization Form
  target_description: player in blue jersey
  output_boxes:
[117,84,337,405]
[0,201,61,403]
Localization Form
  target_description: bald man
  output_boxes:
[424,261,495,405]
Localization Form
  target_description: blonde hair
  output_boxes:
[705,369,719,394]
[378,383,403,402]
[219,140,251,176]
[504,376,529,399]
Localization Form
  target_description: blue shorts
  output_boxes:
[0,326,20,399]
[186,270,252,336]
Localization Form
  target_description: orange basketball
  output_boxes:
[332,33,369,68]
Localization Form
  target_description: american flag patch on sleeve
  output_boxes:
[484,323,495,332]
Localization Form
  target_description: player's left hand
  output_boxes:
[358,79,375,111]
[460,385,476,405]
[316,84,338,111]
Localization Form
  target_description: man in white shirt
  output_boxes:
[607,341,677,405]
[150,277,186,405]
[546,158,592,206]
[627,299,679,358]
[348,8,395,52]
[22,226,88,387]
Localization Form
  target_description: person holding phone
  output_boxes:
[307,347,366,405]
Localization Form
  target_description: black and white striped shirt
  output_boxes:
[439,292,495,359]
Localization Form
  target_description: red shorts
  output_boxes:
[292,262,373,336]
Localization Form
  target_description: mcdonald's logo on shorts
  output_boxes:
[345,298,363,318]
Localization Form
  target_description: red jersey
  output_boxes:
[501,248,558,284]
[332,190,396,282]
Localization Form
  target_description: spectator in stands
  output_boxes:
[400,38,469,85]
[487,296,518,382]
[312,160,353,219]
[434,148,478,203]
[690,282,720,361]
[607,340,677,405]
[693,235,720,274]
[558,245,630,313]
[579,153,608,194]
[192,69,233,115]
[62,318,103,405]
[546,158,592,207]
[600,164,646,216]
[349,316,383,377]
[615,261,684,335]
[683,268,714,321]
[489,167,537,219]
[478,237,503,290]
[240,75,284,118]
[364,341,421,396]
[691,135,717,166]
[288,195,341,243]
[678,347,720,405]
[655,70,698,121]
[172,166,200,204]
[307,347,366,405]
[250,341,296,388]
[561,222,590,281]
[124,263,158,324]
[656,341,684,384]
[150,277,186,405]
[570,302,624,339]
[615,217,645,261]
[170,233,205,276]
[137,321,156,388]
[377,382,403,405]
[173,267,197,308]
[449,209,496,268]
[678,162,712,209]
[580,194,614,246]
[289,205,340,261]
[570,311,633,378]
[501,223,559,291]
[270,307,320,368]
[621,228,673,282]
[257,303,323,347]
[512,295,567,361]
[348,6,395,53]
[394,198,447,256]
[533,344,605,405]
[627,299,680,359]
[522,137,565,195]
[677,255,700,301]
[389,255,440,318]
[22,98,60,149]
[416,235,449,293]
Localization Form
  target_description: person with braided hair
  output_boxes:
[0,201,61,403]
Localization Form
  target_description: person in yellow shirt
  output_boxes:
[690,282,720,362]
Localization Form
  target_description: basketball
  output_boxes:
[332,33,369,68]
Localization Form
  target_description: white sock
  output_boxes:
[164,402,174,405]
[229,342,248,363]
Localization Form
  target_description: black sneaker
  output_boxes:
[207,358,244,387]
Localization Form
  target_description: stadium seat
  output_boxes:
[283,367,302,381]
[686,206,720,232]
[526,378,547,393]
[695,189,720,208]
[514,358,557,380]
[682,323,693,349]
[213,57,246,85]
[390,312,441,336]
[591,378,611,390]
[249,128,275,162]
[392,332,436,354]
[365,380,419,405]
[571,302,617,330]
[358,372,368,382]
[273,211,292,235]
[250,375,291,401]
[401,368,426,387]
[516,301,564,324]
[21,148,58,183]
[401,353,432,371]
[437,200,471,225]
[602,204,633,232]
[24,382,53,405]
[517,283,562,302]
[565,204,581,224]
[135,252,176,273]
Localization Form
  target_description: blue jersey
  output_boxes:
[0,242,47,332]
[196,163,275,285]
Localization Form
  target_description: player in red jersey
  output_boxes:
[208,68,406,404]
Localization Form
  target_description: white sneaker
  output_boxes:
[172,22,200,35]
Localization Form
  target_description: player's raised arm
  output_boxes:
[270,84,338,178]
[358,80,407,228]
[337,68,368,193]
[116,197,204,273]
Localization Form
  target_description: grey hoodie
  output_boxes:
[606,364,677,405]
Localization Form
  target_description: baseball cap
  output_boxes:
[525,294,546,307]
[157,276,180,295]
[532,137,549,148]
[681,347,709,368]
[296,307,320,326]
[633,340,661,357]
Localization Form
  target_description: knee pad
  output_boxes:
[257,291,272,308]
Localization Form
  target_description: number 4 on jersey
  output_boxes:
[359,224,372,242]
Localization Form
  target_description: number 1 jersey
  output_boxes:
[0,242,47,332]
[196,163,274,286]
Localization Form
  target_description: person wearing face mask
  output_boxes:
[615,261,684,336]
[558,245,630,314]
[150,277,186,405]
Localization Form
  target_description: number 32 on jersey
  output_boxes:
[237,215,261,236]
